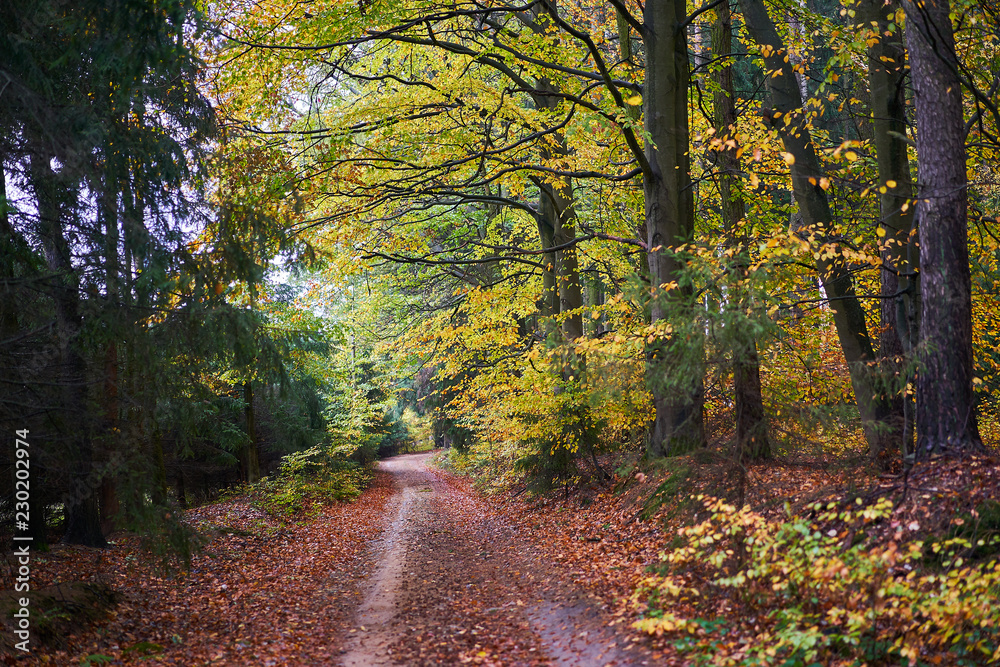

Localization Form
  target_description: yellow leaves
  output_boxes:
[624,94,642,106]
[635,491,1000,664]
[632,614,697,636]
[781,152,796,166]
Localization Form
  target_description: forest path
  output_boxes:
[339,451,650,666]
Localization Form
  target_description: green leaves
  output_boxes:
[633,496,1000,665]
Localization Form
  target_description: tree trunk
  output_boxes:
[99,174,121,536]
[858,0,915,463]
[713,0,770,461]
[242,380,261,483]
[176,469,187,509]
[533,75,584,347]
[616,6,633,63]
[903,0,983,456]
[31,153,106,548]
[585,272,605,337]
[642,0,705,456]
[527,1,585,375]
[535,188,559,319]
[738,0,895,455]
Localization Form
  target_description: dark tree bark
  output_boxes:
[530,0,584,368]
[534,121,584,345]
[712,0,769,461]
[176,469,187,509]
[642,0,705,456]
[99,167,121,536]
[535,196,559,319]
[903,0,983,455]
[242,380,261,483]
[31,153,106,548]
[737,0,896,456]
[585,272,605,338]
[858,0,917,463]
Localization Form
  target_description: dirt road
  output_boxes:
[339,451,650,666]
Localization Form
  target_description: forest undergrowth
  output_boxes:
[470,445,1000,667]
[1,441,998,666]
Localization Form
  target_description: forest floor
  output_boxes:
[1,451,658,666]
[4,448,999,665]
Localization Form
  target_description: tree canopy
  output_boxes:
[3,0,1000,550]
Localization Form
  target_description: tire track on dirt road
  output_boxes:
[339,451,651,666]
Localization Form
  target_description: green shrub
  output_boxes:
[248,446,368,518]
[923,499,1000,565]
[632,496,1000,666]
[514,393,605,494]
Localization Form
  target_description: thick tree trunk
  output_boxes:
[642,0,705,456]
[903,0,983,456]
[554,204,583,345]
[176,469,187,509]
[713,0,769,461]
[859,0,916,463]
[31,153,106,548]
[738,0,895,455]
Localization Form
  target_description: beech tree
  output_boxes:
[631,0,707,455]
[857,0,917,460]
[203,0,1000,482]
[711,0,769,460]
[737,0,901,458]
